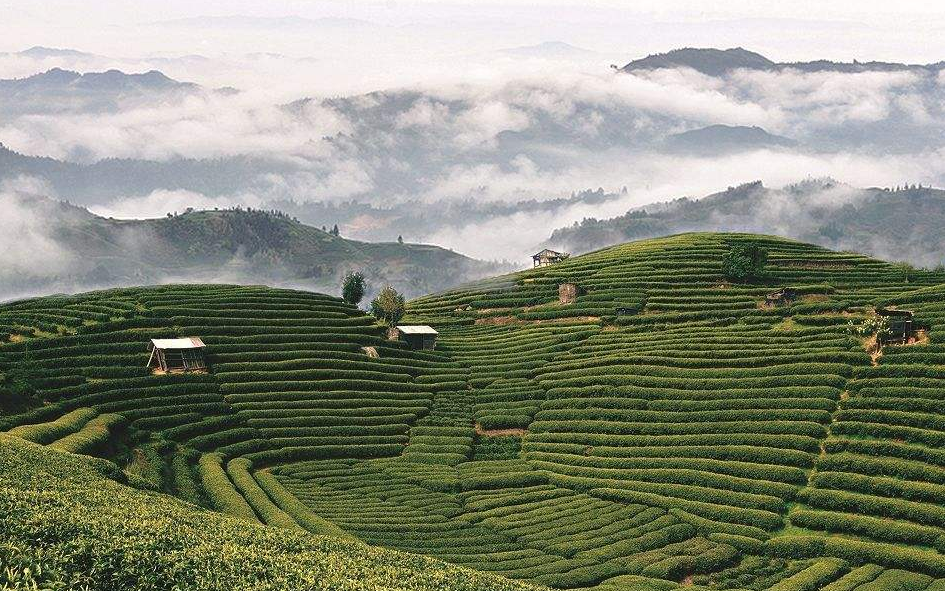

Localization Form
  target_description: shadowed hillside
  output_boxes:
[0,193,502,300]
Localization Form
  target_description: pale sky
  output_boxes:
[2,0,944,64]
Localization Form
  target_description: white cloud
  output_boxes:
[0,177,75,276]
[90,189,263,219]
[395,98,450,129]
[0,90,354,162]
[422,147,945,260]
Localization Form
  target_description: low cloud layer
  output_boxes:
[92,189,264,219]
[0,48,943,264]
[0,177,75,279]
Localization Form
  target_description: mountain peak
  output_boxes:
[0,67,190,92]
[620,46,942,76]
[663,124,796,154]
[18,46,91,58]
[621,47,775,76]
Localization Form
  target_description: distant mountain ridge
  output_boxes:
[15,46,94,59]
[663,125,796,154]
[0,143,626,246]
[0,143,265,200]
[0,67,209,117]
[0,67,193,91]
[548,180,945,268]
[0,193,502,301]
[621,47,945,76]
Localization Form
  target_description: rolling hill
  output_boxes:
[620,47,945,76]
[0,67,208,117]
[548,181,945,269]
[1,233,944,589]
[0,193,500,300]
[662,125,796,155]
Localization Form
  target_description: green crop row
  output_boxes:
[48,413,126,456]
[790,509,943,546]
[6,408,98,444]
[196,452,260,523]
[798,488,945,528]
[225,458,301,530]
[765,535,945,577]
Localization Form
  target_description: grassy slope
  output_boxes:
[0,434,536,591]
[2,232,945,590]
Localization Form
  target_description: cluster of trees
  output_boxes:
[721,243,768,282]
[884,184,928,191]
[164,206,300,223]
[342,272,405,327]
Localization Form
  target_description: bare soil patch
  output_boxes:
[778,261,853,270]
[475,315,518,325]
[151,368,208,376]
[476,424,528,437]
[475,315,600,326]
[910,330,930,345]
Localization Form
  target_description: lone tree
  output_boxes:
[0,354,39,413]
[370,285,406,328]
[342,271,366,306]
[721,242,768,282]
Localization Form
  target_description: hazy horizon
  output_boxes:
[1,0,944,295]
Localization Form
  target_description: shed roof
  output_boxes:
[150,337,206,350]
[396,325,438,335]
[533,248,567,258]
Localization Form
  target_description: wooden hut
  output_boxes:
[392,325,438,350]
[765,288,798,307]
[558,283,583,304]
[532,249,570,268]
[876,308,915,344]
[147,337,207,372]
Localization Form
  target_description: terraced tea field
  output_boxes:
[2,233,944,590]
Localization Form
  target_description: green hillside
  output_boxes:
[2,233,945,590]
[548,182,945,270]
[1,193,499,299]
